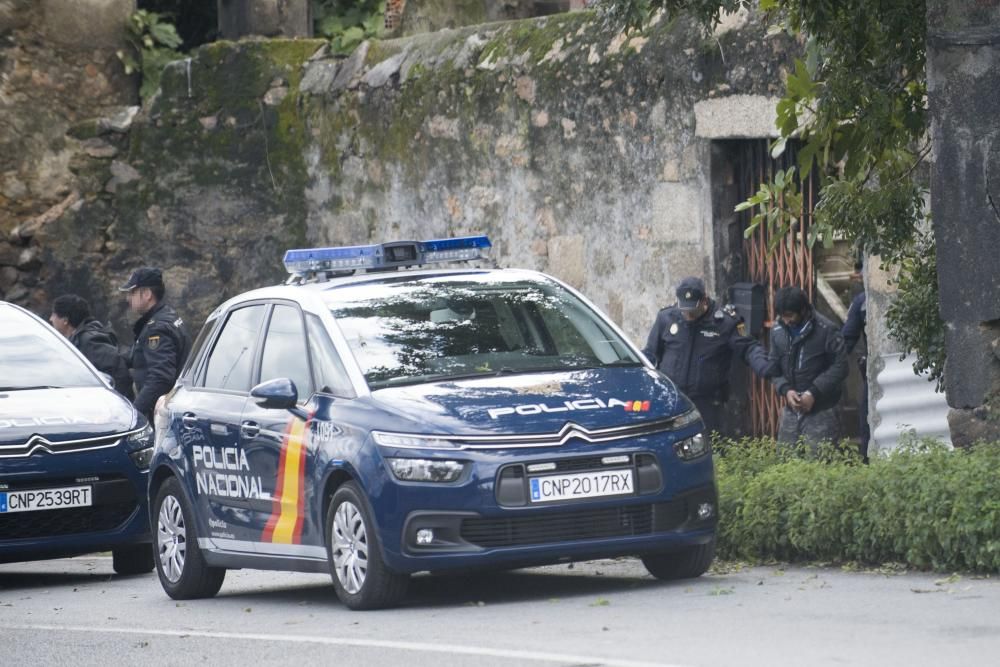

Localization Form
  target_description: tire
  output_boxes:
[152,477,226,599]
[642,537,716,581]
[112,543,155,575]
[326,482,409,610]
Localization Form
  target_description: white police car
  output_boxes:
[150,236,714,609]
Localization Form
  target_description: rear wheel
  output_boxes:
[153,477,226,599]
[642,538,716,580]
[326,482,409,610]
[112,543,155,575]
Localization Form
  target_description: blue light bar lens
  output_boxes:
[284,235,491,276]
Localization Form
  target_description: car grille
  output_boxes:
[461,504,656,548]
[0,433,124,458]
[0,502,138,540]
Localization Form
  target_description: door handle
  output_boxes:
[240,421,260,439]
[181,412,198,430]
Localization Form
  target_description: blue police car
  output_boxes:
[150,236,715,609]
[0,302,154,573]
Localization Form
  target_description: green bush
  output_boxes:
[714,437,1000,572]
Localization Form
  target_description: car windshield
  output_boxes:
[325,273,641,389]
[0,306,102,390]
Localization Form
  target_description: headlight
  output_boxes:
[674,433,709,461]
[386,458,465,482]
[373,431,460,449]
[671,409,702,430]
[125,423,154,470]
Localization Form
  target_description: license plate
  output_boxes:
[0,486,93,513]
[529,469,633,503]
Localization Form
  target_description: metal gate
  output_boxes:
[735,140,817,437]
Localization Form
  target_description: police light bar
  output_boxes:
[283,235,491,277]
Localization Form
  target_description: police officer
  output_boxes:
[119,267,191,422]
[643,276,771,436]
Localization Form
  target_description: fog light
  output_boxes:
[674,433,709,460]
[697,502,715,520]
[416,529,434,545]
[129,446,154,470]
[387,458,465,482]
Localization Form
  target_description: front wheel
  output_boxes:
[112,543,155,575]
[326,482,408,610]
[642,538,716,580]
[153,477,226,599]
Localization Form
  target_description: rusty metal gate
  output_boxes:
[735,139,817,437]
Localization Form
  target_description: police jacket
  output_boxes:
[130,301,191,419]
[643,299,770,400]
[769,310,849,412]
[70,317,134,400]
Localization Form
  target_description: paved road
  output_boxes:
[1,556,997,666]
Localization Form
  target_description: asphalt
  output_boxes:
[1,556,997,666]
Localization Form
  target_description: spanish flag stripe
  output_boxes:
[261,419,297,542]
[270,419,307,544]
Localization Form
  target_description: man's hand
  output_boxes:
[799,390,816,413]
[784,390,801,410]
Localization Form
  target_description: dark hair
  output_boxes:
[773,286,810,315]
[52,294,91,328]
[150,284,165,301]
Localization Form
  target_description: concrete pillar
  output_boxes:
[217,0,311,40]
[926,0,1000,445]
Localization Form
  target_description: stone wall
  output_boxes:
[2,8,795,353]
[0,0,137,309]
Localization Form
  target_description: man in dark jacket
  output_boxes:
[50,294,134,399]
[842,290,869,461]
[769,286,849,450]
[120,267,191,422]
[643,276,771,436]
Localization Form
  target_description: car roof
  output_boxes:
[207,266,556,320]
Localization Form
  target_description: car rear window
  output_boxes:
[324,274,639,389]
[0,306,102,389]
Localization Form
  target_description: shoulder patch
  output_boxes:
[722,303,738,318]
[147,334,161,350]
[173,317,184,328]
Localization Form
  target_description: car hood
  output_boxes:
[364,367,688,435]
[0,386,138,446]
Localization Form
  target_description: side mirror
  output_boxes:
[251,378,309,420]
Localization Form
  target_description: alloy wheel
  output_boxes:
[331,501,368,594]
[157,495,187,583]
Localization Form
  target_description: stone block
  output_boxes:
[648,182,702,244]
[42,0,133,48]
[694,95,781,139]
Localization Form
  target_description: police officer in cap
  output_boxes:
[643,276,771,436]
[119,267,191,422]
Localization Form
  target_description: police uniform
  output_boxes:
[643,296,769,435]
[120,269,192,421]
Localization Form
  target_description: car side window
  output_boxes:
[202,305,267,391]
[260,304,314,400]
[306,314,356,398]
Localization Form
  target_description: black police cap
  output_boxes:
[119,267,164,292]
[675,276,706,311]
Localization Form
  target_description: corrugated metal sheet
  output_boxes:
[871,354,952,453]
